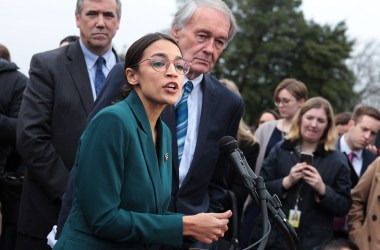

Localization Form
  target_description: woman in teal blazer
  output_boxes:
[53,33,231,250]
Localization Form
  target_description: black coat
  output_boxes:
[258,139,352,250]
[0,59,27,173]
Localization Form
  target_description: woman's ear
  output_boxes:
[125,68,138,86]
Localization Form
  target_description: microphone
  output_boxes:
[219,136,272,202]
[219,136,256,192]
[218,136,298,249]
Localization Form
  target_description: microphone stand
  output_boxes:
[252,176,269,250]
[239,149,299,250]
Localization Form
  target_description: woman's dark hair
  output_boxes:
[273,78,308,102]
[254,109,280,130]
[121,32,180,97]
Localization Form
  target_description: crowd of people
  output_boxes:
[1,0,380,250]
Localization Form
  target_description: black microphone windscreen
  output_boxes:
[218,136,238,155]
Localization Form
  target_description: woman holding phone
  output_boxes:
[254,97,352,250]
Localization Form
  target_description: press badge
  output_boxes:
[288,207,301,228]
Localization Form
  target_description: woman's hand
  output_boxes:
[182,210,232,244]
[302,165,326,196]
[282,162,307,189]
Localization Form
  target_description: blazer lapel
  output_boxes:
[127,91,162,212]
[66,42,93,114]
[162,106,179,174]
[155,119,172,213]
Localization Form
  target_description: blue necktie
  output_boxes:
[176,81,194,163]
[95,57,106,95]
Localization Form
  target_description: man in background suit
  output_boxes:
[334,105,380,238]
[337,105,380,187]
[57,0,244,249]
[15,0,121,249]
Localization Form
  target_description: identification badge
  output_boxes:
[288,209,301,228]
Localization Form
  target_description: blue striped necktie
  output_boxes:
[176,81,194,163]
[95,57,106,95]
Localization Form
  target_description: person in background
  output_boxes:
[348,156,380,250]
[254,78,308,175]
[57,1,243,249]
[256,97,352,250]
[336,105,380,187]
[53,32,232,250]
[240,78,308,246]
[253,109,280,131]
[0,43,28,250]
[333,105,380,238]
[59,35,79,47]
[218,79,259,244]
[314,238,359,250]
[15,0,122,249]
[334,112,352,137]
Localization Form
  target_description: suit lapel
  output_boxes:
[155,119,171,213]
[195,75,218,156]
[128,91,163,212]
[180,75,219,187]
[162,106,179,175]
[65,44,121,115]
[361,150,375,176]
[66,42,93,115]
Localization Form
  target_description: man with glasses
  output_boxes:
[57,0,243,249]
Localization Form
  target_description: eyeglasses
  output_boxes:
[133,55,191,75]
[274,98,295,107]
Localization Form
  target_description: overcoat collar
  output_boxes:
[281,138,328,158]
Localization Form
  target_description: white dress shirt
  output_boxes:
[79,39,116,100]
[178,75,203,187]
[340,135,363,176]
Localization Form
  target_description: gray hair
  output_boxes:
[172,0,238,42]
[75,0,122,18]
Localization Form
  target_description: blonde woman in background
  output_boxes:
[241,78,308,247]
[256,97,351,249]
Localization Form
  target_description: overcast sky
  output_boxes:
[1,0,378,75]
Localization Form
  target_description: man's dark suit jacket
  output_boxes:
[336,138,377,187]
[56,62,244,237]
[16,41,119,240]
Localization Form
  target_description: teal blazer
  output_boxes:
[54,90,183,250]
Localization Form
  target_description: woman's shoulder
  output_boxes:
[254,120,279,139]
[94,101,131,119]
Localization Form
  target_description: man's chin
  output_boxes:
[189,63,212,75]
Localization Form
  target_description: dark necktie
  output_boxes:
[176,81,194,163]
[95,57,106,96]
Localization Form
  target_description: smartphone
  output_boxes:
[300,152,313,165]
